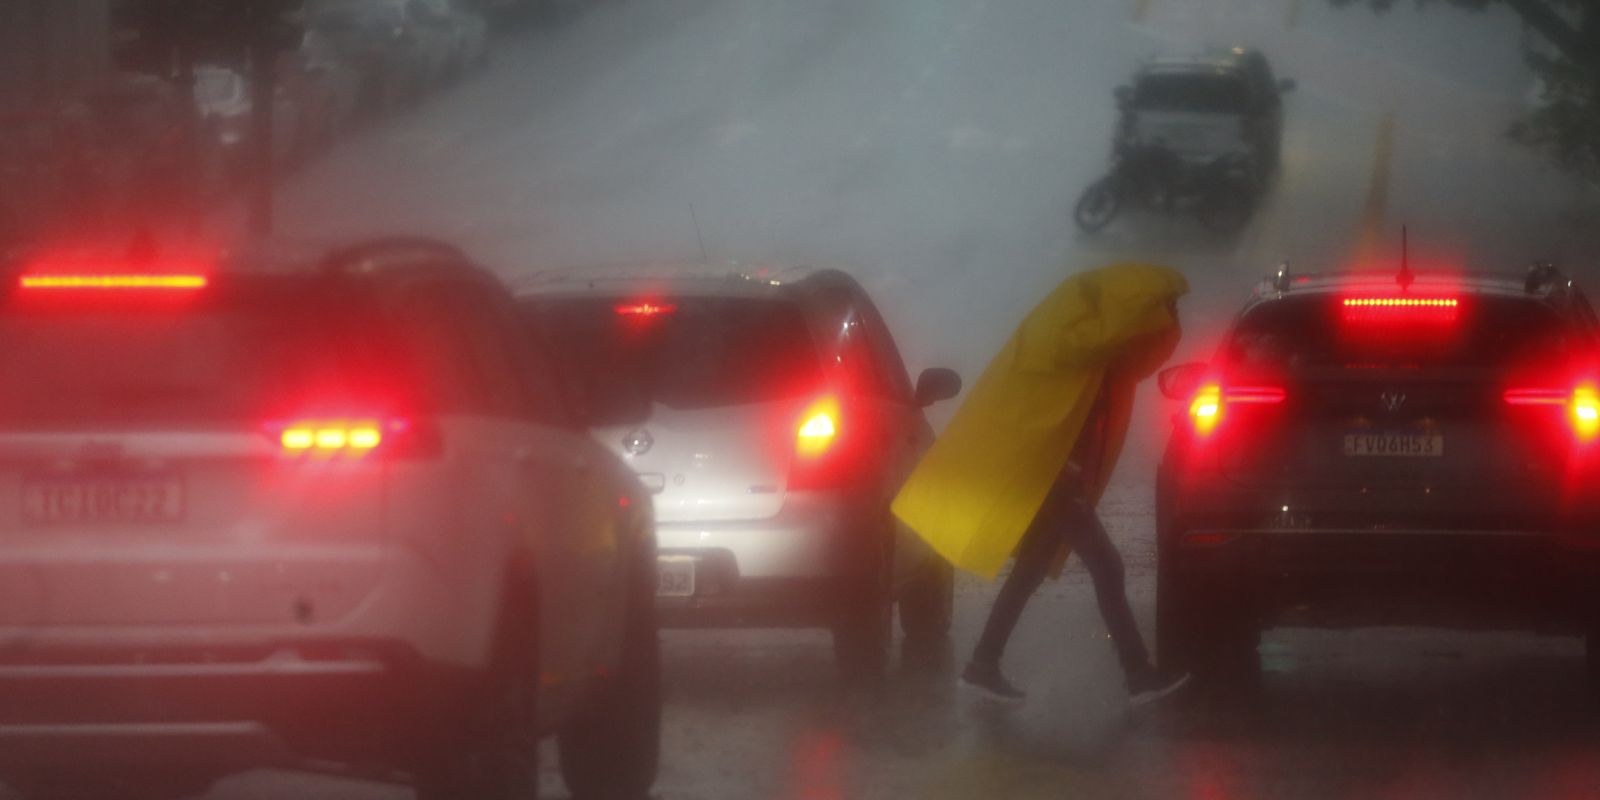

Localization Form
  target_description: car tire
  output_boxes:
[834,596,892,679]
[1157,562,1260,691]
[1585,625,1600,695]
[414,582,542,800]
[899,557,954,643]
[834,527,893,679]
[557,537,661,800]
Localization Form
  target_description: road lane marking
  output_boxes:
[1355,110,1396,262]
[1133,0,1152,23]
[1287,0,1302,29]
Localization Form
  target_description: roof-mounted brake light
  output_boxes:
[1341,296,1459,323]
[615,302,676,317]
[19,274,208,290]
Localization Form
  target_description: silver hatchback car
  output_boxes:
[517,263,961,674]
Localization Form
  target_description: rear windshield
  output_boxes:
[1222,294,1587,371]
[525,296,823,411]
[1133,73,1250,114]
[0,290,403,426]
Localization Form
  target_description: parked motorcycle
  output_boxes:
[1074,145,1257,236]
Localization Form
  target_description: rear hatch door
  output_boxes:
[526,294,825,524]
[0,276,406,628]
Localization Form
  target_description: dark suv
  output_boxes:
[1156,264,1600,686]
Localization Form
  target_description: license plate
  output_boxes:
[1342,433,1444,457]
[22,476,186,525]
[656,555,696,598]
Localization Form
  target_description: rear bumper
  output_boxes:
[654,494,877,628]
[657,571,858,628]
[0,640,477,770]
[1166,529,1600,631]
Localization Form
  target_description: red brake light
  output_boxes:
[796,397,839,459]
[1341,296,1459,322]
[1190,384,1222,436]
[1189,383,1285,436]
[19,274,208,290]
[272,417,432,458]
[1504,384,1600,443]
[615,302,676,317]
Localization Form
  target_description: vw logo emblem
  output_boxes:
[1380,389,1407,413]
[622,428,654,456]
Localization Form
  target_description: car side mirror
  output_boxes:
[914,367,962,407]
[1114,85,1133,109]
[1158,362,1208,401]
[1278,78,1296,93]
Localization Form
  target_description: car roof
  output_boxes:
[511,260,843,301]
[1141,52,1251,77]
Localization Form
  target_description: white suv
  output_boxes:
[518,263,961,676]
[0,239,658,800]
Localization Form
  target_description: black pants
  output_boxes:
[970,477,1151,679]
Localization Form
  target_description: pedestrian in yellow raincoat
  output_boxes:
[891,262,1190,705]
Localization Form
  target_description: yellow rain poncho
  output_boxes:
[892,263,1189,580]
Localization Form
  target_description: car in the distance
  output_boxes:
[517,263,962,676]
[0,238,659,800]
[1115,47,1293,180]
[1156,263,1600,689]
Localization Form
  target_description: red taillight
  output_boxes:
[270,417,436,458]
[19,274,208,290]
[789,396,858,490]
[1341,296,1459,323]
[1189,383,1285,436]
[1507,384,1600,442]
[615,302,676,317]
[795,396,839,459]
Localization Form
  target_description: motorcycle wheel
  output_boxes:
[1074,177,1121,233]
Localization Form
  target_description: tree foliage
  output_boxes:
[1333,0,1600,182]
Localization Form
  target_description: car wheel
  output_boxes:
[414,583,541,800]
[1585,625,1600,695]
[1157,562,1259,691]
[833,531,892,679]
[899,557,954,644]
[558,537,661,800]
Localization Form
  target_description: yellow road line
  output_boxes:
[1287,0,1302,29]
[1133,0,1152,23]
[1355,110,1396,264]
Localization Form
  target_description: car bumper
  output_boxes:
[654,494,874,627]
[1167,529,1600,631]
[0,640,476,770]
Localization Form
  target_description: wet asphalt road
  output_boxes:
[133,0,1600,796]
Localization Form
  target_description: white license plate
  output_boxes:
[656,556,696,597]
[1342,433,1444,457]
[22,476,186,525]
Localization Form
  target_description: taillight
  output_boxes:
[788,396,858,491]
[796,396,839,459]
[19,274,208,290]
[269,417,438,459]
[1190,384,1222,436]
[1508,384,1600,442]
[1189,383,1285,436]
[1341,296,1459,323]
[615,302,675,317]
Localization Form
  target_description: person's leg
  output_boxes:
[969,512,1067,668]
[1059,497,1152,679]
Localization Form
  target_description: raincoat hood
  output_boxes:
[892,262,1189,580]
